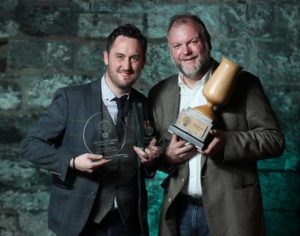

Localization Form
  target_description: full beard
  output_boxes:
[177,51,211,80]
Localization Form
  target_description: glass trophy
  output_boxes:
[83,111,128,160]
[169,57,242,149]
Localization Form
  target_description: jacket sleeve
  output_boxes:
[222,75,285,162]
[141,97,160,178]
[147,85,177,174]
[20,88,74,182]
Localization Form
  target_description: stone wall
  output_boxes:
[0,0,299,235]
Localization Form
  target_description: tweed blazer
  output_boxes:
[20,79,150,236]
[148,61,285,236]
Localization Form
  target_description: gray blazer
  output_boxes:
[148,62,285,236]
[20,79,150,236]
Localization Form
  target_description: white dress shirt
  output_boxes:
[101,75,129,124]
[178,69,212,197]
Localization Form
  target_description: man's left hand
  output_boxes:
[199,129,225,156]
[133,138,160,166]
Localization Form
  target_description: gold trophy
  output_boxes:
[168,57,242,149]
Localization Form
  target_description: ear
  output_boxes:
[104,50,109,65]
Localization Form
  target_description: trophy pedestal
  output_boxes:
[168,108,213,149]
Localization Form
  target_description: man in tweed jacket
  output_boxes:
[148,14,285,236]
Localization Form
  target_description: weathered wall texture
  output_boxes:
[0,0,299,235]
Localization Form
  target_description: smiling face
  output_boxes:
[168,19,211,80]
[104,36,145,95]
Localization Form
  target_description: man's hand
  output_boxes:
[199,129,225,156]
[70,153,111,173]
[134,138,160,166]
[165,134,196,164]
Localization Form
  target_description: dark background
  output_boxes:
[0,0,299,235]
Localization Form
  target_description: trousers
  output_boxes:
[178,195,211,236]
[80,210,140,236]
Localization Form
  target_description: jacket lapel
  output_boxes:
[201,59,219,169]
[166,75,180,124]
[88,79,102,115]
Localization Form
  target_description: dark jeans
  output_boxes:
[178,195,211,236]
[80,210,141,236]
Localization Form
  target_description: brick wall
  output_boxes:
[0,0,299,235]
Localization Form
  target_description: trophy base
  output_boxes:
[168,125,206,149]
[168,107,213,149]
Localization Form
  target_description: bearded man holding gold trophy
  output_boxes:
[148,14,285,236]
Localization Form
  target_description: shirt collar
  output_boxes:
[101,75,130,102]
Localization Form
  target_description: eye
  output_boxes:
[191,39,199,45]
[116,54,124,60]
[173,44,181,50]
[131,56,141,62]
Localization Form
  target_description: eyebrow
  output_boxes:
[170,37,200,45]
[114,52,142,60]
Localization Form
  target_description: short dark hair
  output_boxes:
[167,14,212,50]
[106,24,147,56]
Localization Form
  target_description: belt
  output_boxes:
[181,194,203,206]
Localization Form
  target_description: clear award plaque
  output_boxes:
[83,111,128,160]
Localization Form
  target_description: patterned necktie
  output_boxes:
[113,95,128,141]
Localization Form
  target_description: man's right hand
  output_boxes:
[165,134,196,164]
[70,153,111,173]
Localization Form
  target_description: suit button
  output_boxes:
[91,192,95,196]
[168,197,172,202]
[181,178,185,182]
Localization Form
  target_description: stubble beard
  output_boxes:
[107,66,139,90]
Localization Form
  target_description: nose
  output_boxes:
[182,44,192,55]
[122,58,132,70]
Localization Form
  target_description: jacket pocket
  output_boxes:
[53,176,73,190]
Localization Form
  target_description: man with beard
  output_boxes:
[21,24,159,236]
[148,14,284,236]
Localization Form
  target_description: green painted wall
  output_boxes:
[0,0,299,235]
